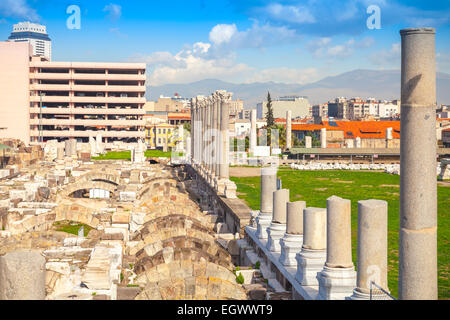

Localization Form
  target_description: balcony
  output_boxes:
[29,119,145,126]
[30,130,145,138]
[29,95,145,104]
[29,107,145,115]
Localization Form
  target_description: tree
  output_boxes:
[265,91,274,128]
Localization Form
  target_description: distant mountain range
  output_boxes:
[146,69,450,107]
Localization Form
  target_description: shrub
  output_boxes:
[255,261,260,269]
[235,273,245,284]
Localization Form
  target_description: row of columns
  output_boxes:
[190,90,237,198]
[255,167,390,299]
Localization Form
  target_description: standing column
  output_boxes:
[256,166,277,239]
[267,189,289,252]
[295,207,327,286]
[350,200,389,300]
[220,95,230,180]
[250,109,257,154]
[286,110,292,150]
[399,27,437,300]
[190,101,194,163]
[205,99,211,177]
[211,95,218,181]
[305,136,312,149]
[215,94,221,182]
[279,201,306,266]
[320,128,327,148]
[317,196,356,300]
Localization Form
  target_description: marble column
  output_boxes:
[256,166,277,239]
[210,95,218,181]
[399,28,437,300]
[220,97,230,177]
[349,200,389,300]
[57,146,65,161]
[295,207,327,286]
[305,136,312,149]
[320,128,327,148]
[215,94,221,182]
[286,110,292,150]
[317,196,356,300]
[267,189,289,252]
[279,201,306,266]
[385,127,393,148]
[355,137,361,148]
[64,139,71,157]
[250,109,257,154]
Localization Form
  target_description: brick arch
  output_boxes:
[61,180,118,198]
[138,208,214,235]
[132,214,214,241]
[134,246,234,276]
[80,171,123,185]
[134,260,247,300]
[135,235,231,266]
[138,177,180,199]
[8,203,101,235]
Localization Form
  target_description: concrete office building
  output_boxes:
[0,41,146,145]
[257,95,311,119]
[8,22,52,60]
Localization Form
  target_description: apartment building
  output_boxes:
[145,123,177,150]
[0,41,146,145]
[312,103,328,118]
[257,95,311,119]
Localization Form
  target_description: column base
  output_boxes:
[317,265,356,300]
[279,233,303,266]
[224,181,237,199]
[346,287,392,300]
[215,178,226,195]
[295,248,326,286]
[266,222,286,252]
[256,213,272,239]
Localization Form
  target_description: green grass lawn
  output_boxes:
[230,169,450,299]
[53,220,92,237]
[92,150,181,160]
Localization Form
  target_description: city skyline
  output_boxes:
[0,1,449,87]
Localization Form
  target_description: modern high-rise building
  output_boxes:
[0,41,146,145]
[8,21,52,60]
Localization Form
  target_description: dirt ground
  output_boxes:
[229,167,262,177]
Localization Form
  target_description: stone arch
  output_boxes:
[134,260,247,300]
[53,204,101,228]
[132,214,214,240]
[134,235,231,266]
[7,203,101,235]
[138,177,179,199]
[61,180,118,198]
[134,246,234,276]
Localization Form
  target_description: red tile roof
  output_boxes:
[292,121,401,139]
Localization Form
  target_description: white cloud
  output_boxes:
[103,3,122,22]
[370,42,400,66]
[208,21,299,51]
[0,0,39,21]
[264,3,316,24]
[209,24,238,45]
[307,36,374,59]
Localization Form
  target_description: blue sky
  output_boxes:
[0,0,449,86]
